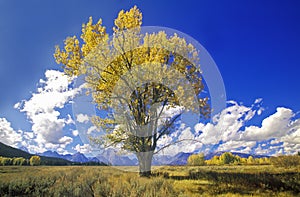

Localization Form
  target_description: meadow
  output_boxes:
[0,165,299,196]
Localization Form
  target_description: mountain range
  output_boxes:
[0,142,73,165]
[39,150,269,166]
[39,150,99,164]
[1,142,269,166]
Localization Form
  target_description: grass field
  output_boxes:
[0,165,299,196]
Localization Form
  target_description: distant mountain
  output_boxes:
[0,142,32,159]
[88,157,100,163]
[70,152,89,163]
[19,146,29,153]
[152,154,173,165]
[97,148,138,166]
[39,149,138,165]
[169,152,193,165]
[40,150,61,158]
[95,150,188,166]
[39,151,89,163]
[2,141,270,167]
[0,142,73,165]
[95,150,197,166]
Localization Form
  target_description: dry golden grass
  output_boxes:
[0,165,299,196]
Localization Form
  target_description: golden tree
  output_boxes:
[54,6,210,176]
[29,156,41,166]
[187,153,205,166]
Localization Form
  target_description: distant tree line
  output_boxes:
[0,156,41,166]
[0,156,107,166]
[187,152,300,167]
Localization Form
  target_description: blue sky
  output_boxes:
[0,1,299,156]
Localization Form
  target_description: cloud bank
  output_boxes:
[0,117,22,147]
[154,99,299,156]
[14,70,81,153]
[0,69,298,157]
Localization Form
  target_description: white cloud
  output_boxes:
[238,146,252,154]
[154,100,263,155]
[76,113,89,123]
[87,125,98,134]
[195,100,258,145]
[157,124,203,155]
[13,102,21,109]
[217,140,256,153]
[237,107,300,155]
[11,74,300,158]
[257,108,263,115]
[73,144,92,154]
[270,139,280,145]
[254,144,283,156]
[23,131,35,139]
[254,98,263,104]
[26,144,47,154]
[181,99,299,155]
[157,105,184,126]
[65,114,75,125]
[72,130,79,136]
[58,136,73,144]
[241,107,293,141]
[0,117,22,147]
[56,147,71,155]
[16,70,81,150]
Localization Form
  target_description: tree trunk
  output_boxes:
[136,151,154,177]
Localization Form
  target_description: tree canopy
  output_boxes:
[54,6,210,176]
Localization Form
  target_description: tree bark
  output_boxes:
[136,151,154,177]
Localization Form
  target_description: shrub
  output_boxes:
[270,155,300,168]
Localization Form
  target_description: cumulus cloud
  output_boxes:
[236,107,300,155]
[73,144,92,154]
[76,114,89,123]
[241,107,293,141]
[16,70,81,151]
[0,117,22,147]
[11,71,300,158]
[195,100,258,145]
[87,125,98,134]
[217,140,256,153]
[72,130,79,136]
[156,105,184,128]
[152,101,261,155]
[156,123,203,155]
[58,136,73,144]
[156,99,299,156]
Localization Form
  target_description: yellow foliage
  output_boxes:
[187,153,205,166]
[29,156,41,166]
[54,6,210,157]
[81,17,107,57]
[113,5,142,32]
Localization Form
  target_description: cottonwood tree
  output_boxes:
[54,6,210,176]
[247,156,255,165]
[29,156,41,166]
[219,152,235,165]
[187,153,205,166]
